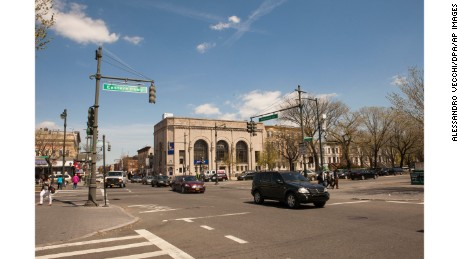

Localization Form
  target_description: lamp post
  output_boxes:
[214,123,226,185]
[60,109,67,178]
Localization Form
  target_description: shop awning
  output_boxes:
[35,157,49,167]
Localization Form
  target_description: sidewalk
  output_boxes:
[35,185,138,247]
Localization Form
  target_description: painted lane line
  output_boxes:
[200,225,214,230]
[35,242,152,259]
[35,235,141,251]
[386,201,424,205]
[328,201,370,205]
[225,235,248,244]
[136,229,194,259]
[173,212,250,223]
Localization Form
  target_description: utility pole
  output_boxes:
[296,86,307,175]
[87,46,155,206]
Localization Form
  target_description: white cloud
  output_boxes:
[196,42,216,53]
[210,15,241,31]
[36,121,60,130]
[391,75,407,86]
[194,103,221,115]
[51,0,119,45]
[123,36,143,45]
[237,90,283,118]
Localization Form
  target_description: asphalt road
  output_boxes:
[36,175,423,259]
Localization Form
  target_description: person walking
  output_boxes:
[317,172,324,186]
[57,175,63,190]
[38,178,52,206]
[72,174,79,189]
[333,169,339,189]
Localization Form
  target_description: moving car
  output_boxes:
[237,171,256,181]
[349,169,378,180]
[130,175,142,183]
[142,176,153,185]
[105,171,128,188]
[251,171,329,209]
[152,175,171,187]
[171,175,205,193]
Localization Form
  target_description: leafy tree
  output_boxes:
[259,141,278,170]
[35,0,55,51]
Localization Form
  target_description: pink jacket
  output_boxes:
[72,175,79,184]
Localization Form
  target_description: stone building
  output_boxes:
[153,116,264,178]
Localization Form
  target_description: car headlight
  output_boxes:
[185,184,190,187]
[298,187,309,194]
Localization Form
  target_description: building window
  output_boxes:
[216,140,229,162]
[179,150,185,164]
[193,140,208,162]
[236,141,248,163]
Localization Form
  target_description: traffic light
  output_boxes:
[251,121,257,136]
[87,107,95,135]
[149,83,156,103]
[246,121,252,133]
[108,144,111,151]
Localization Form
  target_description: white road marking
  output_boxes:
[107,251,169,259]
[136,229,194,259]
[35,235,140,251]
[128,204,179,213]
[200,225,214,230]
[225,235,248,244]
[35,242,152,259]
[173,212,250,223]
[328,201,370,205]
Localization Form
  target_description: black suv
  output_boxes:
[251,171,330,209]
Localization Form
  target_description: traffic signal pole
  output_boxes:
[87,46,155,207]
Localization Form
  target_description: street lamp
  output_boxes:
[60,109,67,178]
[214,123,226,185]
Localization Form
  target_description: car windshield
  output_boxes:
[184,176,198,181]
[158,176,168,180]
[281,172,308,182]
[108,172,122,177]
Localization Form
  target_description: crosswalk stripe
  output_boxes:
[35,235,140,251]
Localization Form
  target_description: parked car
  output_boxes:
[251,171,330,209]
[349,169,378,180]
[210,170,228,182]
[171,175,205,193]
[337,169,349,179]
[237,171,256,181]
[152,175,171,187]
[376,168,390,176]
[105,171,128,188]
[130,175,143,183]
[201,170,215,182]
[389,167,404,175]
[142,176,153,185]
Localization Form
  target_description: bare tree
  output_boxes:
[387,67,424,127]
[358,107,394,168]
[279,94,348,171]
[35,0,55,51]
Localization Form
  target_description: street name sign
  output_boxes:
[103,83,148,94]
[303,137,313,142]
[259,114,278,122]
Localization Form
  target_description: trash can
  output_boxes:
[410,170,424,185]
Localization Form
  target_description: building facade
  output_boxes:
[137,146,153,176]
[153,117,264,178]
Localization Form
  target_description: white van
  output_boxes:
[201,170,215,182]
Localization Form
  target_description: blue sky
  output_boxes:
[33,0,424,165]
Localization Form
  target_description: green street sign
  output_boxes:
[259,114,278,122]
[103,83,148,94]
[303,137,313,142]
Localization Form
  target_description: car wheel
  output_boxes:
[253,191,264,204]
[314,201,326,208]
[286,193,299,209]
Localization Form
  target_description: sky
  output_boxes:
[33,0,424,166]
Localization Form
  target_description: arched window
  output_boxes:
[236,141,248,163]
[194,140,208,162]
[216,140,229,162]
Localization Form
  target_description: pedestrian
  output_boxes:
[57,175,63,190]
[333,169,339,189]
[317,172,324,186]
[324,172,330,187]
[38,178,52,206]
[72,174,79,189]
[329,171,335,188]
